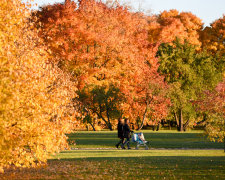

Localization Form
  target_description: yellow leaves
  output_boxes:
[0,0,78,172]
[160,9,179,18]
[201,15,225,53]
[150,10,203,47]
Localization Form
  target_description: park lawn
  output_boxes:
[2,130,225,179]
[2,150,225,179]
[67,130,224,149]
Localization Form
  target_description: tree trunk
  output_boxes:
[137,102,149,130]
[169,120,172,130]
[178,109,184,131]
[107,122,113,131]
[96,111,113,131]
[183,119,190,131]
[197,114,207,125]
[156,123,160,131]
[152,125,155,131]
[102,117,113,131]
[106,107,113,131]
[89,123,96,131]
[174,112,179,131]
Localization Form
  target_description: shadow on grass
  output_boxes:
[2,156,225,180]
[50,155,225,164]
[68,131,224,149]
[48,156,225,179]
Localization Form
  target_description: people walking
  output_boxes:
[115,118,125,149]
[123,118,133,149]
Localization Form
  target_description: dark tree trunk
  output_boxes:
[178,109,184,131]
[96,111,113,131]
[89,123,96,131]
[102,118,113,131]
[197,114,207,125]
[106,107,113,131]
[107,122,113,131]
[156,123,160,131]
[169,120,172,130]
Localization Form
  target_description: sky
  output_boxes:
[30,0,225,26]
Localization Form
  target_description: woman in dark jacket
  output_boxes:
[123,118,133,149]
[115,118,124,149]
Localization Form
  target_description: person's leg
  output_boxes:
[116,138,123,148]
[121,137,125,148]
[116,137,126,148]
[122,138,126,149]
[127,137,131,149]
[123,138,129,149]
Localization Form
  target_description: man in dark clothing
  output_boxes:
[123,118,133,149]
[115,118,124,149]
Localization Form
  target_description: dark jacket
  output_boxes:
[117,122,124,138]
[123,124,132,138]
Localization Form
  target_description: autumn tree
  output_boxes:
[195,80,225,151]
[0,0,77,172]
[148,9,203,47]
[200,15,225,55]
[157,39,223,131]
[34,0,170,130]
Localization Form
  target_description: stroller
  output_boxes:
[132,132,149,150]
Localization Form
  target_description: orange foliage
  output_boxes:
[201,15,225,53]
[0,0,78,172]
[34,0,169,129]
[148,9,203,46]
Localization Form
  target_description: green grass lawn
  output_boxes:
[2,130,225,180]
[68,130,224,149]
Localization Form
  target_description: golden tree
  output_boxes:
[201,15,225,54]
[148,9,203,47]
[0,0,77,172]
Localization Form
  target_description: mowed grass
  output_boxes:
[3,150,225,180]
[2,130,225,180]
[68,130,224,149]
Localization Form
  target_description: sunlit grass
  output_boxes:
[51,149,225,161]
[2,130,225,180]
[3,150,225,180]
[68,130,224,149]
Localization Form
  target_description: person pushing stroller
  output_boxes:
[115,118,125,149]
[123,118,133,149]
[116,118,133,149]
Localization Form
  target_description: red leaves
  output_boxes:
[33,0,170,128]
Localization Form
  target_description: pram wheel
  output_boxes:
[132,132,149,150]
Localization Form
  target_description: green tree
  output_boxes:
[75,84,124,130]
[157,39,223,131]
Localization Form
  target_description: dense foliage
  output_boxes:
[33,0,170,129]
[1,0,224,172]
[157,39,224,131]
[0,0,77,172]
